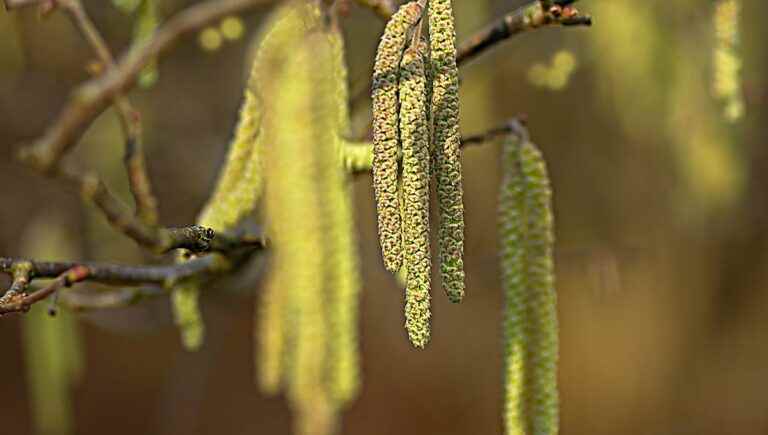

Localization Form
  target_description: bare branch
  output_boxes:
[456,0,592,66]
[57,0,160,225]
[0,242,264,316]
[0,265,90,316]
[17,0,273,174]
[2,0,45,10]
[353,0,395,20]
[60,286,165,312]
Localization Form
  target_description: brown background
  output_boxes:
[2,0,768,434]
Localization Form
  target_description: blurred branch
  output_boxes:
[353,0,395,20]
[2,0,44,10]
[456,0,592,66]
[57,0,159,226]
[60,286,166,312]
[17,0,272,174]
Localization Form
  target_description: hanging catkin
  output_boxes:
[372,1,425,273]
[256,1,324,395]
[429,0,465,304]
[499,132,559,435]
[399,45,432,349]
[324,25,363,406]
[198,1,319,232]
[713,0,744,122]
[262,28,330,425]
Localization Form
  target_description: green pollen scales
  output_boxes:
[371,0,466,348]
[499,132,559,435]
[429,0,465,304]
[399,46,432,349]
[372,1,425,274]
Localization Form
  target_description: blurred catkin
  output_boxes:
[399,45,432,348]
[372,1,424,273]
[198,0,319,232]
[181,0,321,352]
[499,133,559,435]
[20,217,84,435]
[429,0,465,303]
[254,7,363,431]
[713,0,744,122]
[170,277,205,351]
[325,25,363,406]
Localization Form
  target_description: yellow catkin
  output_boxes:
[255,0,322,393]
[324,24,363,407]
[198,0,319,232]
[19,217,83,435]
[261,31,341,435]
[429,0,465,303]
[399,46,432,349]
[372,1,424,273]
[713,0,744,122]
[499,133,559,435]
[170,276,205,350]
[340,141,374,172]
[185,0,320,353]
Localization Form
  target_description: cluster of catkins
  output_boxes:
[175,2,363,434]
[372,0,465,348]
[498,128,559,435]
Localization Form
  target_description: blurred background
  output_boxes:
[2,0,768,434]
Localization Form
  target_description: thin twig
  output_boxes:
[0,265,90,316]
[17,0,272,174]
[2,0,45,10]
[456,0,592,66]
[60,286,165,312]
[58,0,159,225]
[0,246,263,315]
[353,0,395,20]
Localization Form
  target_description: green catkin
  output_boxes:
[135,0,159,88]
[372,1,424,273]
[256,1,322,393]
[261,31,341,435]
[171,276,205,351]
[198,1,319,232]
[429,0,465,303]
[499,134,559,435]
[713,0,744,122]
[20,218,83,435]
[324,25,363,407]
[399,46,432,349]
[184,0,320,353]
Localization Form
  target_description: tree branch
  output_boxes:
[57,0,159,226]
[352,0,395,20]
[17,0,273,174]
[0,237,264,316]
[456,0,592,67]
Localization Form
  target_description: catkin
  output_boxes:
[171,277,205,350]
[399,46,432,349]
[372,1,424,273]
[325,25,363,407]
[197,1,319,232]
[713,0,744,122]
[429,0,465,303]
[499,133,559,435]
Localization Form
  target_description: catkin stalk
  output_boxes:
[429,0,465,303]
[399,46,432,349]
[372,1,425,273]
[499,133,559,435]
